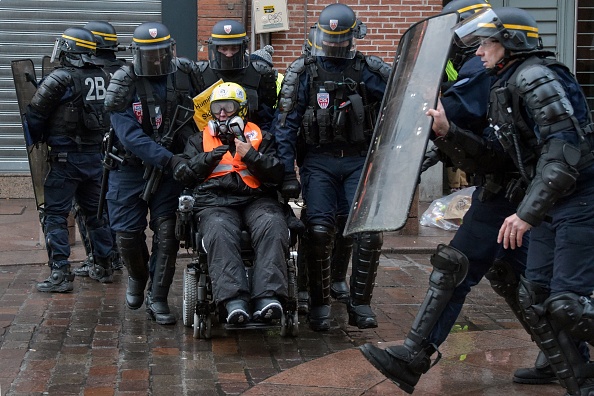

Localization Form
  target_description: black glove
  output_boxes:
[420,147,441,173]
[205,145,229,167]
[168,154,188,171]
[281,171,301,199]
[173,161,199,186]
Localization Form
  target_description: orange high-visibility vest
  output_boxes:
[203,122,263,188]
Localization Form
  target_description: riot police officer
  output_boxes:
[271,3,391,331]
[73,20,126,278]
[362,7,594,395]
[25,27,114,292]
[104,22,199,325]
[194,20,278,131]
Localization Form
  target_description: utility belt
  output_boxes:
[477,172,522,203]
[310,144,367,158]
[48,145,102,162]
[111,141,143,167]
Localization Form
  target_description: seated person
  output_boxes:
[173,82,288,325]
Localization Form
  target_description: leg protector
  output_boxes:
[518,277,584,394]
[361,244,469,394]
[297,208,309,314]
[116,231,149,310]
[330,214,353,303]
[348,231,382,329]
[146,217,178,325]
[306,224,334,331]
[487,260,557,385]
[547,293,594,345]
[486,259,532,334]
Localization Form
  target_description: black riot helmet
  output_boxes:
[311,3,366,59]
[130,22,177,77]
[83,21,119,51]
[454,7,541,52]
[442,0,491,74]
[442,0,491,21]
[50,27,97,67]
[208,20,250,71]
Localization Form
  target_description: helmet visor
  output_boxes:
[210,100,240,116]
[310,28,356,59]
[132,42,177,76]
[50,38,62,63]
[208,43,249,71]
[453,8,500,48]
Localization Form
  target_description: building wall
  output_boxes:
[197,0,443,69]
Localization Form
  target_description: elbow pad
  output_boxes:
[517,139,580,226]
[30,69,72,117]
[105,64,136,112]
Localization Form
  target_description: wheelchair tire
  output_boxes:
[194,314,212,339]
[290,311,299,337]
[183,267,198,327]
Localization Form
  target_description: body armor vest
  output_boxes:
[303,53,374,146]
[136,71,188,152]
[48,67,110,146]
[488,56,584,178]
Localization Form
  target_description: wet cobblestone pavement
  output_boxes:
[0,253,563,396]
[0,199,565,395]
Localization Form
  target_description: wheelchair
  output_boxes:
[175,193,302,339]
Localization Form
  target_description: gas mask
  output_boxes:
[208,116,246,143]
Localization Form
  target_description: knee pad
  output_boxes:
[486,259,519,299]
[429,244,469,289]
[154,216,177,239]
[517,276,550,326]
[355,231,383,250]
[307,225,334,258]
[547,293,594,343]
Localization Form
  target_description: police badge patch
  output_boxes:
[133,102,143,123]
[317,92,330,109]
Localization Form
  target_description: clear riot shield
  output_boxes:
[345,12,459,235]
[42,55,60,78]
[11,59,49,213]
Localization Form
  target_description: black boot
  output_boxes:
[146,217,178,325]
[73,254,93,277]
[117,231,149,310]
[330,214,352,303]
[360,244,469,393]
[513,350,557,384]
[36,261,75,293]
[89,256,114,284]
[306,225,333,331]
[360,343,436,394]
[348,232,382,329]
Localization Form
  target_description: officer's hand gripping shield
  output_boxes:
[345,12,459,235]
[11,59,49,213]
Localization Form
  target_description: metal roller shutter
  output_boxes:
[0,0,161,173]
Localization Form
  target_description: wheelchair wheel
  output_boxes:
[290,311,299,337]
[280,313,287,337]
[183,267,198,327]
[280,311,298,337]
[194,313,212,339]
